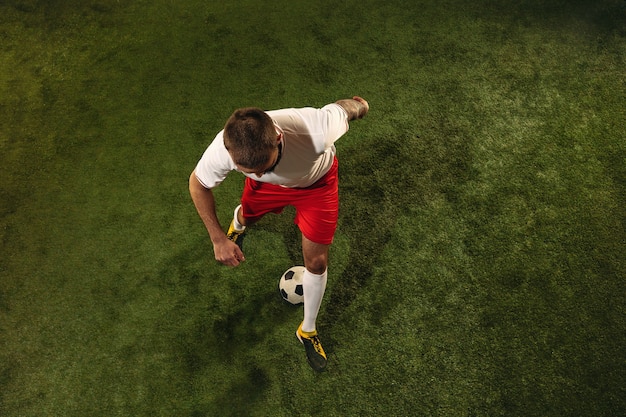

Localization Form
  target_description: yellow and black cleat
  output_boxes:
[296,323,327,372]
[226,220,246,250]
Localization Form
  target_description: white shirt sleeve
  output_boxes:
[319,103,350,149]
[193,131,237,189]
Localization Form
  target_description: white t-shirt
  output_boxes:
[194,103,349,189]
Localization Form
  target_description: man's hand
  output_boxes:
[352,96,369,118]
[213,237,245,267]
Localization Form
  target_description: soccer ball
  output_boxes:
[279,266,305,305]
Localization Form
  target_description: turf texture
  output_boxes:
[1,0,625,416]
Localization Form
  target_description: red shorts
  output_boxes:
[240,158,339,245]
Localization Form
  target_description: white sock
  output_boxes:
[301,268,327,333]
[233,204,245,231]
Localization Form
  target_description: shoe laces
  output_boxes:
[227,230,241,239]
[308,334,325,355]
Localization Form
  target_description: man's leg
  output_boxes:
[296,235,330,371]
[301,236,329,332]
[227,179,277,248]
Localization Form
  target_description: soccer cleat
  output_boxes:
[296,323,327,372]
[226,220,246,249]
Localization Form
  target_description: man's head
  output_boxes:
[223,107,281,175]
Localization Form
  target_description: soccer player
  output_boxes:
[189,96,369,371]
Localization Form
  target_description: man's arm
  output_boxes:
[189,170,245,266]
[335,96,369,121]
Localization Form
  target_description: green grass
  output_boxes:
[1,0,625,416]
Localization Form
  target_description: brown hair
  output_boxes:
[223,107,277,169]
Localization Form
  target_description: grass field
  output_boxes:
[1,0,625,415]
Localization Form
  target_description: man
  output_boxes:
[189,96,369,371]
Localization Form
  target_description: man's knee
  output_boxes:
[305,258,327,275]
[304,253,328,275]
[302,236,330,274]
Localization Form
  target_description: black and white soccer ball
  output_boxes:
[279,266,305,305]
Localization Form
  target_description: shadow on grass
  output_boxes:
[209,366,270,417]
[136,240,290,413]
[154,239,295,355]
[323,123,473,340]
